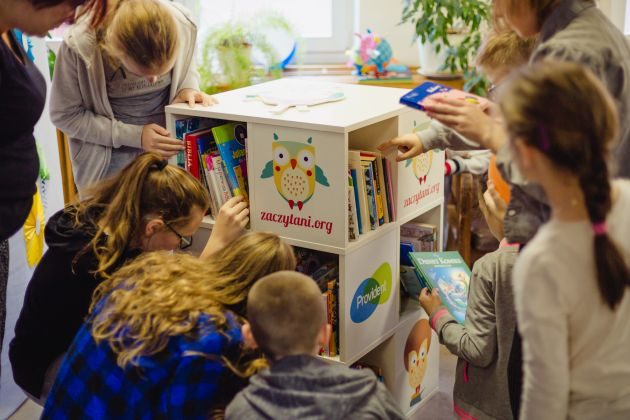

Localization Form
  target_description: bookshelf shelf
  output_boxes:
[166,78,445,417]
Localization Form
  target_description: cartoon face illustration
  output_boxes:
[412,151,433,185]
[404,319,432,406]
[261,134,329,210]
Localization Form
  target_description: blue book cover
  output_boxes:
[362,162,378,230]
[409,251,471,324]
[400,81,489,112]
[212,122,248,200]
[350,168,362,234]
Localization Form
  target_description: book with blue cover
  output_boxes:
[400,81,489,112]
[211,122,249,200]
[409,251,471,324]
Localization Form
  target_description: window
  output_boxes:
[176,0,354,64]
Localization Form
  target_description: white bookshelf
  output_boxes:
[166,78,445,417]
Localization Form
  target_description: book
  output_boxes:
[327,279,338,357]
[348,173,359,241]
[362,161,378,230]
[400,81,489,114]
[349,151,369,234]
[369,158,385,226]
[350,168,363,235]
[211,122,249,200]
[350,361,385,382]
[358,68,412,84]
[375,154,389,224]
[175,117,221,168]
[184,127,214,179]
[210,155,233,204]
[383,158,396,221]
[409,251,471,324]
[401,222,437,252]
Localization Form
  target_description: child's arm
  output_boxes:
[378,120,484,162]
[514,254,570,420]
[422,250,515,368]
[49,43,143,149]
[445,149,492,176]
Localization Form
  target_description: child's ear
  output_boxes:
[144,218,163,237]
[317,324,332,348]
[241,322,258,349]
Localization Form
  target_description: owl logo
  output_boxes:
[404,120,434,185]
[261,134,330,210]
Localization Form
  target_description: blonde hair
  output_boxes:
[90,232,297,368]
[500,60,629,309]
[247,271,325,358]
[99,0,178,71]
[476,30,536,70]
[71,152,209,279]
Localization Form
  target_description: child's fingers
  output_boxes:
[432,288,440,297]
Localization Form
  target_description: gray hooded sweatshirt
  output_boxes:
[225,355,405,420]
[49,0,199,192]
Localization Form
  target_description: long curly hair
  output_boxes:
[90,232,296,369]
[70,152,209,280]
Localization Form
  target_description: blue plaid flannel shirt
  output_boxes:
[42,311,243,419]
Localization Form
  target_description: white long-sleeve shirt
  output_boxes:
[513,179,630,420]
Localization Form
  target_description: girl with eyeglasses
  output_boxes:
[9,152,249,404]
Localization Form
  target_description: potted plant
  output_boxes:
[401,0,491,93]
[199,12,298,93]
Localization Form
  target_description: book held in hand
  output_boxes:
[400,81,489,112]
[409,251,471,324]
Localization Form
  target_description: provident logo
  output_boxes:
[350,262,392,323]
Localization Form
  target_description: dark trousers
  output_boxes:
[0,240,9,379]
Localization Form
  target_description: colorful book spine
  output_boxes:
[327,279,338,357]
[384,158,396,221]
[350,168,363,235]
[212,122,249,200]
[376,155,390,224]
[320,292,330,356]
[210,154,233,204]
[349,151,369,234]
[348,173,359,241]
[371,159,385,225]
[362,162,378,230]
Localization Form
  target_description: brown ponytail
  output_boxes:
[499,60,630,310]
[71,152,210,279]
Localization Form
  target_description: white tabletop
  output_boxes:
[165,78,411,133]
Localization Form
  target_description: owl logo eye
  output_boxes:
[274,146,289,166]
[410,352,417,367]
[419,348,426,359]
[297,150,314,169]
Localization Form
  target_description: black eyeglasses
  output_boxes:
[164,222,193,250]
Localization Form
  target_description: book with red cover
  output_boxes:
[184,128,214,180]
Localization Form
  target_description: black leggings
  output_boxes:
[0,240,8,379]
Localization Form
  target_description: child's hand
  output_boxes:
[423,95,500,151]
[477,180,507,241]
[201,196,249,258]
[377,133,424,162]
[172,88,218,107]
[419,287,443,316]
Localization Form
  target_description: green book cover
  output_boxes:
[211,122,248,199]
[409,251,471,324]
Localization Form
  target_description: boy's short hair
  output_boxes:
[247,271,326,358]
[476,30,537,70]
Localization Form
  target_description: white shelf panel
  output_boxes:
[318,354,342,365]
[346,223,398,254]
[166,78,410,134]
[397,197,443,226]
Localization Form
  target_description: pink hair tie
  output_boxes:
[592,222,607,236]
